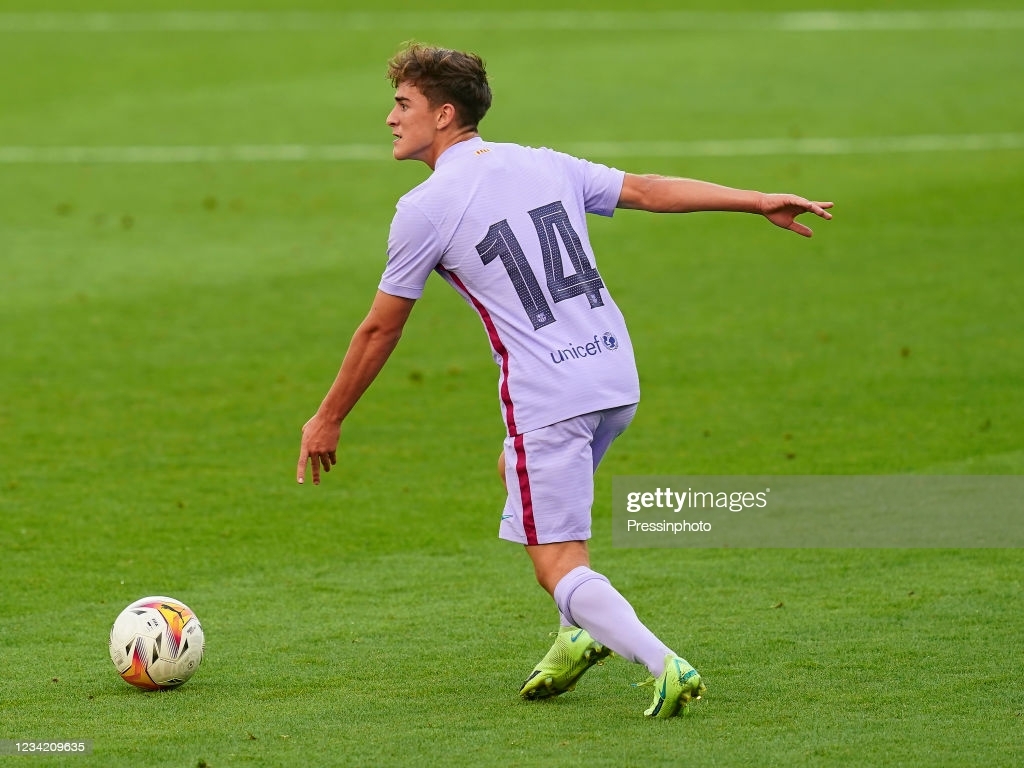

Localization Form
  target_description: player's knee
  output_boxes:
[532,559,572,596]
[527,556,557,594]
[526,542,590,596]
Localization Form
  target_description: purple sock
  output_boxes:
[553,566,674,677]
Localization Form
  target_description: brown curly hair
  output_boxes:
[386,42,492,130]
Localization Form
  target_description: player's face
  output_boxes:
[386,82,442,164]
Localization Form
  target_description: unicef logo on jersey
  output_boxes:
[549,332,621,365]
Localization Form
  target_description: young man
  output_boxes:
[297,43,832,718]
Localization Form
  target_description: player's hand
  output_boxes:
[760,194,833,237]
[297,414,340,485]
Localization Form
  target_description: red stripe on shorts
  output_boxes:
[513,433,538,545]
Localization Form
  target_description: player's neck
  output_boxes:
[423,126,480,170]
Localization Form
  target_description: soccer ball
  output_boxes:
[109,596,205,690]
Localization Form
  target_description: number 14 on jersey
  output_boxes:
[476,200,606,331]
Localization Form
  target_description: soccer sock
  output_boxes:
[553,566,674,678]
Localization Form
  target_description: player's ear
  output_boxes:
[437,103,457,129]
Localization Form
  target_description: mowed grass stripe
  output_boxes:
[1,132,1022,164]
[1,10,1024,32]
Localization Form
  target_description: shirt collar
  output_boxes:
[435,136,485,169]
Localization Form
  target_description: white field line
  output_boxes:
[0,134,1022,165]
[0,11,1023,32]
[569,133,1024,159]
[0,144,388,164]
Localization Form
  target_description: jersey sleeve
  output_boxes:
[578,157,626,217]
[539,148,625,217]
[379,200,443,300]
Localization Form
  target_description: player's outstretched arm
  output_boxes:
[297,291,416,485]
[617,173,833,237]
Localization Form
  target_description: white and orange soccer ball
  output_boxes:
[109,596,205,690]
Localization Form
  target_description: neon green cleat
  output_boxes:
[519,626,613,700]
[635,653,706,718]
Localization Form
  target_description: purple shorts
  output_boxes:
[499,403,638,545]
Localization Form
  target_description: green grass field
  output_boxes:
[2,1,1023,765]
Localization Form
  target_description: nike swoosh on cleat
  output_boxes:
[570,629,585,642]
[646,678,668,717]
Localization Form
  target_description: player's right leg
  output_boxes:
[503,405,705,715]
[542,556,705,716]
[635,654,706,718]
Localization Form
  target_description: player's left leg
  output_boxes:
[517,539,612,699]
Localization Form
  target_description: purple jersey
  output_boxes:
[380,137,639,436]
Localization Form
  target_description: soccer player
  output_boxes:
[297,43,832,717]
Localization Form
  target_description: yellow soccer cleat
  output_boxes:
[519,626,613,700]
[635,653,706,718]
